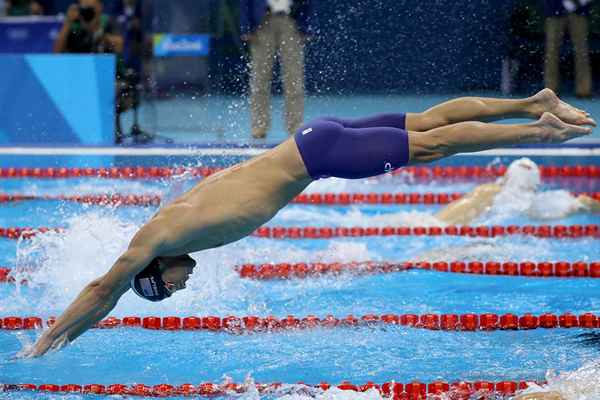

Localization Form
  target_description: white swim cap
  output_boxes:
[500,158,541,192]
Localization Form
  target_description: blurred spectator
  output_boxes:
[54,0,122,53]
[241,0,314,139]
[108,0,154,143]
[54,0,128,143]
[5,0,43,15]
[543,0,593,97]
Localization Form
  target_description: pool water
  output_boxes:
[1,162,600,399]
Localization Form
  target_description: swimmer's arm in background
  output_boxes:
[576,194,600,213]
[26,219,169,357]
[434,183,501,225]
[514,392,564,400]
[529,194,600,221]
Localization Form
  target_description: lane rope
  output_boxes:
[1,313,598,332]
[2,261,598,286]
[0,379,537,398]
[253,225,600,239]
[1,225,598,240]
[0,165,598,180]
[1,191,599,207]
[0,194,161,207]
[236,261,600,280]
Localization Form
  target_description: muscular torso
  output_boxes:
[150,138,312,256]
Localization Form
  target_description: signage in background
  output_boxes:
[0,16,62,53]
[0,55,115,145]
[153,34,210,57]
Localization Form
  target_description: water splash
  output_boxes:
[278,207,442,227]
[518,360,600,400]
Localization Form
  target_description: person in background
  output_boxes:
[240,0,314,138]
[435,157,600,225]
[54,0,127,143]
[543,0,593,97]
[108,0,153,143]
[5,0,43,15]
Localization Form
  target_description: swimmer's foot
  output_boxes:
[534,112,592,143]
[530,88,596,127]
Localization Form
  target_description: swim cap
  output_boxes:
[501,158,541,192]
[130,258,171,302]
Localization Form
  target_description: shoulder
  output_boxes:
[473,183,502,196]
[134,202,197,251]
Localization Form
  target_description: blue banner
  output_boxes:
[0,16,62,53]
[153,33,210,57]
[0,55,115,145]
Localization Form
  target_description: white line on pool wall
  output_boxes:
[0,147,266,157]
[0,147,598,157]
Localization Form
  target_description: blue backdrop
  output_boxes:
[0,55,115,145]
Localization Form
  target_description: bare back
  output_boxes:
[152,138,312,256]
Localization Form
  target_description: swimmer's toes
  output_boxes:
[567,123,593,138]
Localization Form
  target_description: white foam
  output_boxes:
[278,207,443,228]
[518,360,600,400]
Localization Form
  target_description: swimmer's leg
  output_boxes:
[293,113,591,180]
[408,112,591,164]
[407,89,594,132]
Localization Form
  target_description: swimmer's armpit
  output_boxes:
[514,392,564,400]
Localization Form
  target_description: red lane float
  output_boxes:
[1,313,598,332]
[1,225,598,240]
[1,191,599,207]
[0,165,598,180]
[253,225,600,239]
[291,191,600,206]
[0,227,63,240]
[0,194,161,207]
[0,379,538,398]
[236,260,600,280]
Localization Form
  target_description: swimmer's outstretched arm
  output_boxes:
[434,183,501,225]
[26,219,169,357]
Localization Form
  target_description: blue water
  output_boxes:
[1,164,600,399]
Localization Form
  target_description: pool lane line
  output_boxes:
[0,164,598,180]
[1,191,599,207]
[0,380,537,398]
[0,193,162,207]
[236,260,600,280]
[0,142,598,156]
[253,224,600,239]
[0,225,598,240]
[1,312,598,332]
[3,261,600,286]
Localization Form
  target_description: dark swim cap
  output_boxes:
[130,258,172,302]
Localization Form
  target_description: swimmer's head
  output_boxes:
[130,255,196,302]
[499,158,541,192]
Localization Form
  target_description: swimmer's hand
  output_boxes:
[577,194,600,213]
[20,333,69,358]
